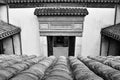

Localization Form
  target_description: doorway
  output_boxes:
[53,36,69,57]
[47,36,75,57]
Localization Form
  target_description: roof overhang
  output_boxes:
[7,0,120,3]
[7,0,120,8]
[34,7,88,16]
[101,23,120,41]
[0,21,21,40]
[35,7,87,37]
[0,0,6,5]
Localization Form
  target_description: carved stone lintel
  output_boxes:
[39,30,83,37]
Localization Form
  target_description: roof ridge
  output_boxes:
[7,0,120,3]
[34,7,89,16]
[36,7,87,9]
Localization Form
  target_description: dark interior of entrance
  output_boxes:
[54,36,68,47]
[0,41,4,54]
[47,36,75,57]
[107,37,120,56]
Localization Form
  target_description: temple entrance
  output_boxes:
[47,36,75,57]
[53,36,69,57]
[54,36,68,47]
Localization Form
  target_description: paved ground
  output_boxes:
[53,47,68,57]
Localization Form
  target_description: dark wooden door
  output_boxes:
[68,36,75,56]
[47,36,53,56]
[0,40,4,54]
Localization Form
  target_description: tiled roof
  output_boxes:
[34,7,88,16]
[0,21,21,39]
[7,0,120,3]
[101,23,120,41]
[0,0,6,4]
[1,55,120,80]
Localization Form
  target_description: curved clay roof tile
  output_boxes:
[0,21,21,40]
[101,23,120,41]
[7,0,120,3]
[34,7,89,16]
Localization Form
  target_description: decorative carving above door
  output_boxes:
[35,7,88,37]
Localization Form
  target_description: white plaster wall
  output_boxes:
[82,8,115,57]
[39,36,47,56]
[9,8,115,57]
[75,37,82,57]
[116,5,120,24]
[9,8,41,56]
[0,5,7,22]
[13,34,21,55]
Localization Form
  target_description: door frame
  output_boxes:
[47,36,75,56]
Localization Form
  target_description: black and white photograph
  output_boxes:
[0,0,120,80]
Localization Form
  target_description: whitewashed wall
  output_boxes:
[9,8,115,57]
[0,5,7,22]
[39,36,47,56]
[116,5,120,24]
[9,8,41,56]
[75,37,82,57]
[13,34,21,55]
[82,8,115,57]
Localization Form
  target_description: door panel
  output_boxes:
[0,40,4,54]
[47,36,53,56]
[69,36,75,56]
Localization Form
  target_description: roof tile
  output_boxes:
[101,23,120,41]
[0,21,21,39]
[7,0,120,3]
[0,0,6,4]
[34,7,89,16]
